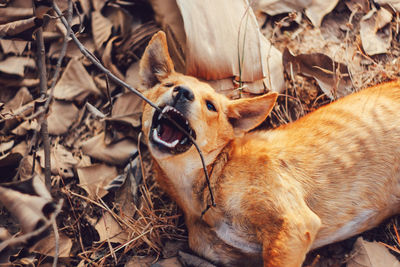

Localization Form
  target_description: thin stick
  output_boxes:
[33,0,51,190]
[51,218,60,267]
[52,3,216,213]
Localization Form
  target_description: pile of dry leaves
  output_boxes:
[1,0,400,266]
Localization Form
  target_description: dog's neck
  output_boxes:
[152,143,232,217]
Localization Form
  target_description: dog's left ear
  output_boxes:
[227,92,278,135]
[140,31,175,89]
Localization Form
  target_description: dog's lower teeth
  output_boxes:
[156,124,161,134]
[180,137,188,145]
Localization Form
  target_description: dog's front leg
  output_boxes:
[260,203,321,267]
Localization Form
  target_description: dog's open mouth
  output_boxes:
[150,105,196,154]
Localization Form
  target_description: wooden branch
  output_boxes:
[32,0,51,190]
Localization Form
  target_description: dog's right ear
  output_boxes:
[139,31,175,89]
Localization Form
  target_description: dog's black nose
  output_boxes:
[173,85,194,102]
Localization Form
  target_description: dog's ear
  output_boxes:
[140,31,175,89]
[227,93,278,135]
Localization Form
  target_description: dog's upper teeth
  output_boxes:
[156,124,161,134]
[180,137,188,145]
[162,106,172,114]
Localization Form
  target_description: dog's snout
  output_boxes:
[173,85,194,102]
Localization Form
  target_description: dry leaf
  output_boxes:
[80,132,137,165]
[94,212,129,243]
[31,231,72,258]
[0,8,34,24]
[0,56,35,76]
[7,141,43,181]
[150,0,285,93]
[304,0,339,27]
[102,5,134,37]
[347,237,400,267]
[176,0,276,81]
[49,36,95,60]
[0,101,29,133]
[0,175,53,235]
[345,0,370,13]
[360,7,393,56]
[283,48,352,99]
[252,0,311,16]
[2,87,32,112]
[0,140,14,154]
[0,39,28,55]
[91,11,113,50]
[0,17,44,41]
[254,0,339,26]
[53,58,102,102]
[109,91,143,128]
[77,163,117,199]
[149,0,186,72]
[92,0,107,11]
[47,100,79,135]
[375,0,400,12]
[112,158,142,218]
[102,36,125,80]
[85,102,105,119]
[37,143,77,178]
[125,61,142,90]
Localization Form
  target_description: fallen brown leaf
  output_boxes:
[109,91,143,128]
[283,48,352,99]
[360,7,393,56]
[0,174,53,235]
[0,56,35,76]
[47,100,79,135]
[91,10,113,51]
[53,58,102,102]
[347,237,400,267]
[37,143,77,178]
[0,39,28,55]
[77,163,117,199]
[94,211,129,243]
[80,132,137,165]
[2,87,32,112]
[31,231,72,258]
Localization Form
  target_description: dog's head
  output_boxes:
[139,31,277,164]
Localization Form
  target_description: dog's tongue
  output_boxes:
[161,123,184,143]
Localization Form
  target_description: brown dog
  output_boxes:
[139,31,400,266]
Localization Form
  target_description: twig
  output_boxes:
[52,2,216,214]
[32,0,51,190]
[51,217,60,267]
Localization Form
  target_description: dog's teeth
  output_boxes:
[162,106,171,114]
[156,124,161,134]
[171,139,179,147]
[158,112,163,120]
[180,137,188,145]
[152,129,179,148]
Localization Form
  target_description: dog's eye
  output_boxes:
[206,100,217,112]
[164,82,175,87]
